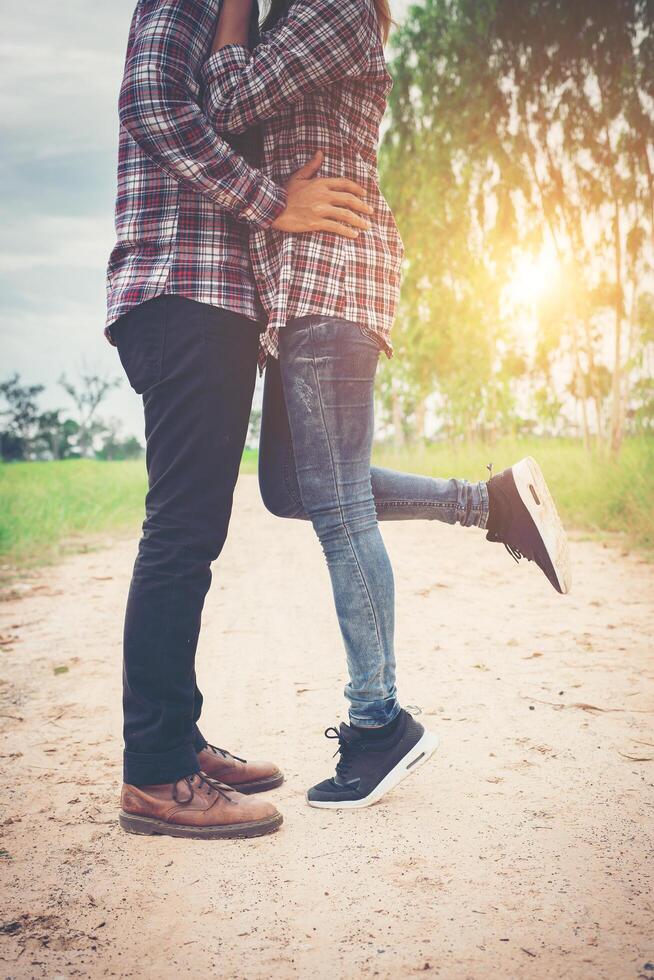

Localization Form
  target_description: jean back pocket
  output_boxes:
[112,296,167,395]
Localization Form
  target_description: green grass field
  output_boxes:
[1,438,652,574]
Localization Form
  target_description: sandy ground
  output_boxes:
[1,474,653,980]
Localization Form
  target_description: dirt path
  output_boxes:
[1,474,653,979]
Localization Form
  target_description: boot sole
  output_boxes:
[512,456,572,594]
[306,730,439,810]
[118,810,283,840]
[230,772,285,795]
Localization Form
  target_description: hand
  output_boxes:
[272,151,373,239]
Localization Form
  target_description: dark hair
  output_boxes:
[260,0,293,33]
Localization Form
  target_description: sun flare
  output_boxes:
[504,241,561,310]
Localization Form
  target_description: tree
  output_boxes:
[93,416,142,460]
[382,0,654,452]
[59,368,121,457]
[96,435,143,460]
[490,0,653,453]
[247,407,262,449]
[381,0,524,441]
[32,410,80,460]
[0,374,45,460]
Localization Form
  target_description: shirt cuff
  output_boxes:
[200,44,251,118]
[238,172,287,228]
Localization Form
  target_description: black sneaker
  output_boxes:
[306,709,438,810]
[486,456,571,594]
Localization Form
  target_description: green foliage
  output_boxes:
[0,374,46,461]
[95,435,143,461]
[380,0,512,438]
[0,372,141,462]
[380,0,654,449]
[59,370,122,457]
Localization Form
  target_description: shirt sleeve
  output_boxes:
[118,0,287,227]
[200,0,374,134]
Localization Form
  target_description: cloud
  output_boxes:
[0,215,113,274]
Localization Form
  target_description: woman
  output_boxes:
[200,0,571,809]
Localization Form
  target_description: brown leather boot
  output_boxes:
[119,774,282,839]
[197,743,284,794]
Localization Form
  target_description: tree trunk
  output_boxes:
[579,314,604,448]
[391,387,405,450]
[594,394,604,446]
[414,397,426,443]
[609,199,624,456]
[570,326,590,452]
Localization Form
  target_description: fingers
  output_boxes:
[322,206,371,230]
[325,178,367,197]
[316,219,361,239]
[329,192,374,215]
[293,150,324,179]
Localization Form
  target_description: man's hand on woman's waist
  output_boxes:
[273,151,373,239]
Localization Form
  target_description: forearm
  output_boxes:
[212,0,254,51]
[202,0,372,135]
[118,0,285,227]
[119,54,285,227]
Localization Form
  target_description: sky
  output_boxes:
[0,0,411,440]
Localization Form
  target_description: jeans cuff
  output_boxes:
[478,480,490,530]
[348,696,401,729]
[193,725,208,753]
[123,744,200,786]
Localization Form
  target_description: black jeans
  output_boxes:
[112,296,261,785]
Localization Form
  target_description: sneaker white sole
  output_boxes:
[306,729,439,810]
[512,456,572,594]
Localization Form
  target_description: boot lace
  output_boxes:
[173,773,235,804]
[205,744,247,764]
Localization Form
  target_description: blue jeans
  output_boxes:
[259,316,489,728]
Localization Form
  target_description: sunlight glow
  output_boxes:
[504,241,561,310]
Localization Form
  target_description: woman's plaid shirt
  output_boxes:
[106,0,287,336]
[201,0,404,369]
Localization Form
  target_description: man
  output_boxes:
[107,0,371,840]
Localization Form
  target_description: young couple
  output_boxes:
[107,0,571,840]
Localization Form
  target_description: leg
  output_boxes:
[112,296,260,786]
[278,315,398,729]
[259,353,488,528]
[260,357,568,594]
[259,355,305,519]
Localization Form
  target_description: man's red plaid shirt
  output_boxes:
[106,0,286,337]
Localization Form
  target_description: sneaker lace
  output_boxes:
[504,543,523,563]
[173,773,235,804]
[324,726,367,779]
